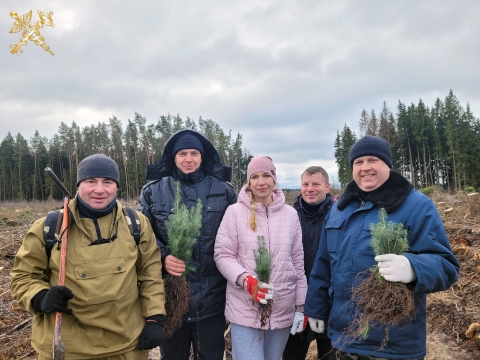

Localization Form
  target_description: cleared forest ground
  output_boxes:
[0,194,479,359]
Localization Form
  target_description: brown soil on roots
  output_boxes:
[257,300,272,328]
[162,275,192,338]
[343,270,416,351]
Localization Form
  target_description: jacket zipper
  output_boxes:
[264,204,272,330]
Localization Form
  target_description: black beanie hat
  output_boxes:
[77,154,120,186]
[349,135,392,169]
[172,133,204,158]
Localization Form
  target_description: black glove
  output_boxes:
[137,315,164,350]
[32,286,74,315]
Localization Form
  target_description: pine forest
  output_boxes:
[334,90,480,192]
[1,89,478,201]
[0,114,251,201]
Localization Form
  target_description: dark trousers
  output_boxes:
[160,313,226,360]
[336,351,424,360]
[283,333,335,360]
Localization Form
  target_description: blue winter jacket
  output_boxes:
[305,171,459,359]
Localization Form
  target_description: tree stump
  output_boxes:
[466,323,480,349]
[443,207,454,216]
[467,193,480,216]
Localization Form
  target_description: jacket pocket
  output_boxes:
[203,200,228,236]
[150,202,174,224]
[150,202,174,244]
[352,221,377,258]
[74,301,128,335]
[324,218,345,253]
[74,258,126,280]
[150,202,174,214]
[74,257,126,304]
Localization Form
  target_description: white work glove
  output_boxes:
[375,254,416,283]
[290,312,307,335]
[308,317,325,333]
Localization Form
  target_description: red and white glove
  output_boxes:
[375,254,416,283]
[290,312,308,335]
[242,275,274,304]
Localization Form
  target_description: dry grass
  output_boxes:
[284,190,301,206]
[0,201,61,359]
[1,193,480,359]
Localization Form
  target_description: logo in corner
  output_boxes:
[9,10,55,56]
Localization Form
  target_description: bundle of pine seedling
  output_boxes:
[253,235,273,328]
[163,181,203,338]
[345,208,415,350]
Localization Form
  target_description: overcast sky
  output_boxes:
[1,1,479,188]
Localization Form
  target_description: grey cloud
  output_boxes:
[1,0,480,188]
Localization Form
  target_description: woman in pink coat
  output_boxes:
[214,156,308,360]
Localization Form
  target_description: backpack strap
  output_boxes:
[43,209,63,261]
[122,206,141,246]
[43,207,142,260]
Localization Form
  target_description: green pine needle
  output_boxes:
[254,235,273,283]
[358,323,371,340]
[370,208,409,257]
[165,181,203,279]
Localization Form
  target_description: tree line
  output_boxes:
[0,114,252,201]
[334,90,480,192]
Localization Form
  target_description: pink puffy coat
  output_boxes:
[214,185,307,330]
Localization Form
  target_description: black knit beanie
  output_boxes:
[349,135,392,169]
[76,154,120,186]
[172,133,204,159]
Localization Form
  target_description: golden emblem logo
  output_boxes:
[9,10,55,56]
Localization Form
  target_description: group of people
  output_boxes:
[10,130,459,360]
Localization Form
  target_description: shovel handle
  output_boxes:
[44,167,72,198]
[44,166,71,360]
[52,193,69,359]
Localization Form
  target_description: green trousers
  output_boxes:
[38,348,149,360]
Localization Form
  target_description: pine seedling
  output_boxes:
[254,235,272,283]
[253,235,274,327]
[344,207,415,348]
[370,208,409,258]
[163,181,203,338]
[165,181,203,279]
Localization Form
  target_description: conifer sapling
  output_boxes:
[344,208,416,350]
[253,235,273,327]
[163,181,203,338]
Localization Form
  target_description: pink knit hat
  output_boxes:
[247,156,277,182]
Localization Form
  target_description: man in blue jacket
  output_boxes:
[137,130,237,360]
[305,135,460,360]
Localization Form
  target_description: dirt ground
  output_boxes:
[1,193,480,359]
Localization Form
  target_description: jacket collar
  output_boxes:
[68,195,121,229]
[294,193,334,216]
[172,166,205,185]
[238,184,285,214]
[337,171,413,213]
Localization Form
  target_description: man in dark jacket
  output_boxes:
[137,130,237,360]
[305,136,460,359]
[283,166,335,360]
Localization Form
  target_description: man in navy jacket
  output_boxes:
[283,166,335,360]
[138,130,237,360]
[305,135,459,360]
